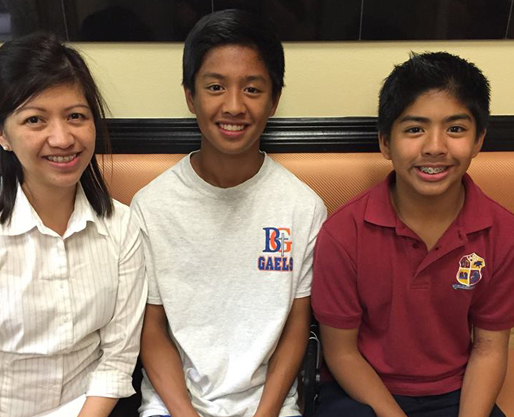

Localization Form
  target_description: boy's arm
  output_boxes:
[253,296,311,417]
[320,324,407,417]
[141,304,201,417]
[458,327,510,417]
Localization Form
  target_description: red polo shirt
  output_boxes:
[312,173,514,396]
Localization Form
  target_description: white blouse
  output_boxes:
[0,184,147,417]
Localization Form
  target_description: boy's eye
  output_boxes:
[448,125,465,133]
[207,84,223,92]
[406,126,423,134]
[245,86,260,94]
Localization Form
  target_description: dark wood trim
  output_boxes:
[103,116,514,154]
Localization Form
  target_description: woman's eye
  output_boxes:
[26,116,40,124]
[69,113,83,120]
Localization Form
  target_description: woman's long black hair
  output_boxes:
[0,33,113,224]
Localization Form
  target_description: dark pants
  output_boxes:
[314,382,506,417]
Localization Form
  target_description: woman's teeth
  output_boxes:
[47,154,76,163]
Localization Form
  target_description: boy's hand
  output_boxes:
[141,304,198,417]
[253,297,311,417]
[321,325,407,417]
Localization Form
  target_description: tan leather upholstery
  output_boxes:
[99,152,514,215]
[99,152,514,414]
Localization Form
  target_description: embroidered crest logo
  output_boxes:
[453,253,485,290]
[258,227,293,272]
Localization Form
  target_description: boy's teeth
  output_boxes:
[420,166,446,174]
[47,154,76,163]
[219,123,244,131]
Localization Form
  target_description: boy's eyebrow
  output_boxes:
[397,115,430,124]
[201,72,226,81]
[445,114,473,123]
[201,73,268,83]
[398,114,473,124]
[245,75,268,83]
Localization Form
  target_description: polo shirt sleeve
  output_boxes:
[312,225,362,329]
[470,241,514,331]
[295,199,327,298]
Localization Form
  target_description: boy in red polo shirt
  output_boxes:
[312,52,514,417]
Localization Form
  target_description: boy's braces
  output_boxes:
[420,166,446,174]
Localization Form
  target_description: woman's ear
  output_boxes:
[0,129,12,151]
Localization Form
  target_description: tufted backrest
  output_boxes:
[99,152,514,216]
[99,152,514,416]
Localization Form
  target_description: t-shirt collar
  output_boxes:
[184,150,274,199]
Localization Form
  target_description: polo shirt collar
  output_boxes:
[0,183,108,238]
[459,173,493,233]
[364,171,492,234]
[364,171,397,228]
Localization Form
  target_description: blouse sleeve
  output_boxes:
[86,209,148,398]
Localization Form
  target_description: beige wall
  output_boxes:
[74,40,514,119]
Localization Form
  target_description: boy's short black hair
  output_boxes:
[378,52,490,140]
[182,9,284,100]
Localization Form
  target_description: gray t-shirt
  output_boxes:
[132,153,326,417]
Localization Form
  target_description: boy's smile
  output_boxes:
[379,89,485,204]
[185,44,279,159]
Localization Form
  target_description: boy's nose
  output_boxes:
[423,130,448,156]
[223,91,245,116]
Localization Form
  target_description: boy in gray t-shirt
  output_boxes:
[132,9,326,417]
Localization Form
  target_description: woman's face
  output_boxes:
[0,83,96,198]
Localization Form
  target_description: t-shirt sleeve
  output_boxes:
[470,239,514,331]
[311,225,362,329]
[295,199,327,298]
[130,197,163,305]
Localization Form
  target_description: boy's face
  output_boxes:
[379,89,485,202]
[185,44,280,158]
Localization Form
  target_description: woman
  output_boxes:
[0,34,147,417]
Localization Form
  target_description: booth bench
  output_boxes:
[101,151,514,416]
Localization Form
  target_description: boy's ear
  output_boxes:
[269,91,282,117]
[472,130,486,158]
[378,132,392,160]
[184,87,196,115]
